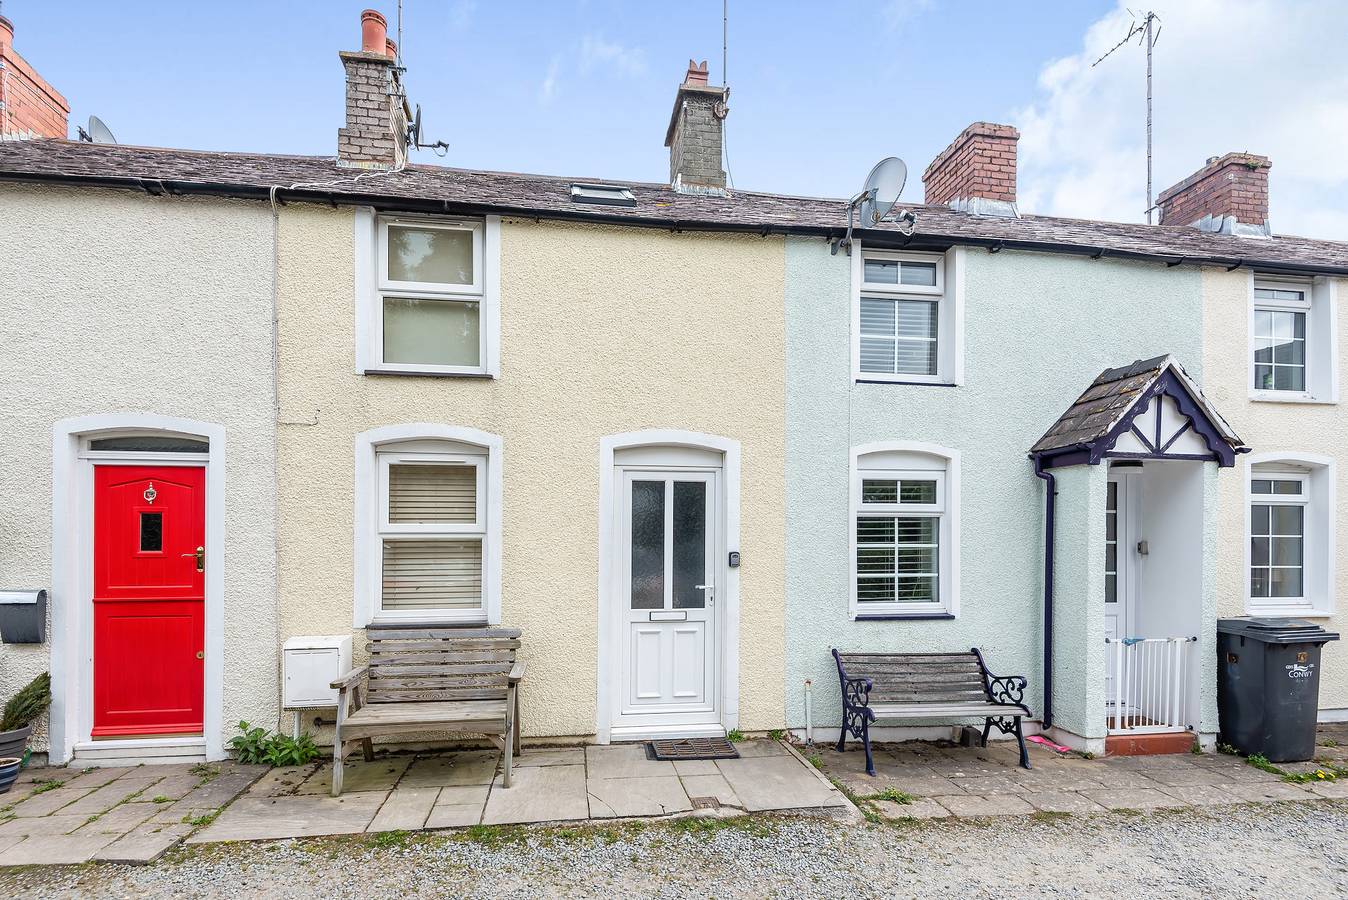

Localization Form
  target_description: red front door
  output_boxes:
[92,465,205,736]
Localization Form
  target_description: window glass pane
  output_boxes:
[383,297,481,367]
[857,516,895,543]
[862,480,898,503]
[895,300,938,338]
[139,512,163,552]
[1269,567,1303,598]
[1271,537,1302,566]
[1251,479,1273,495]
[895,576,937,602]
[630,480,665,610]
[672,481,707,610]
[1271,505,1304,536]
[1273,364,1305,392]
[1255,286,1306,302]
[1250,567,1269,598]
[1254,364,1274,390]
[1250,504,1270,535]
[1250,536,1269,567]
[859,337,897,373]
[1253,309,1273,334]
[863,259,898,284]
[857,576,895,603]
[1271,479,1303,496]
[388,463,476,524]
[895,517,937,544]
[859,297,896,334]
[387,224,474,285]
[899,480,937,504]
[899,262,938,287]
[857,547,895,573]
[381,538,482,609]
[856,514,938,606]
[90,436,208,453]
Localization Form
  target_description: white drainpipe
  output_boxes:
[804,679,814,745]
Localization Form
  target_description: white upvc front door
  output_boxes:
[1105,471,1138,708]
[613,468,721,736]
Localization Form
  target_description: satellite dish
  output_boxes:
[409,104,423,147]
[86,115,118,144]
[859,157,907,226]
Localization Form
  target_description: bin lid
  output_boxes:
[1217,616,1340,644]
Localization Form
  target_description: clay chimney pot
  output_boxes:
[361,9,388,55]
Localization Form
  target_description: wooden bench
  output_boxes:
[329,625,525,796]
[831,648,1031,775]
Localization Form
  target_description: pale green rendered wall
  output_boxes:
[783,237,1205,733]
[1050,465,1107,740]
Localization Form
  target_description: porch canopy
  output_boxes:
[1031,355,1246,469]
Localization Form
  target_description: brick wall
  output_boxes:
[664,62,726,191]
[1156,152,1270,227]
[922,122,1018,207]
[336,50,407,169]
[0,16,69,139]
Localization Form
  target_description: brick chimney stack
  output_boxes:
[922,122,1019,217]
[337,9,410,170]
[1156,152,1271,236]
[664,59,728,194]
[0,14,70,140]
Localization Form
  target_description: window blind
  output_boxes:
[388,463,476,524]
[381,539,483,609]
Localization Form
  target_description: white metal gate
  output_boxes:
[1105,636,1195,733]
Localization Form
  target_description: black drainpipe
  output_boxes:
[1033,456,1055,730]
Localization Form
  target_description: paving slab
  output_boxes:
[190,792,387,843]
[936,793,1037,817]
[716,755,847,812]
[401,751,498,787]
[425,786,490,829]
[368,786,439,832]
[586,744,674,780]
[1,831,119,866]
[1024,791,1110,814]
[730,740,790,759]
[147,773,207,801]
[1224,781,1316,803]
[295,757,412,795]
[59,776,164,817]
[0,813,89,838]
[515,748,584,768]
[62,768,127,789]
[1308,780,1348,799]
[246,763,322,797]
[672,759,719,777]
[587,775,691,818]
[1080,787,1189,811]
[93,824,191,865]
[79,801,160,833]
[1157,784,1243,806]
[481,764,588,825]
[679,773,741,808]
[874,797,952,820]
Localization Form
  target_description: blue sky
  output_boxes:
[7,1,1346,238]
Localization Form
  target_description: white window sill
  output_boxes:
[364,367,495,380]
[855,375,958,387]
[1248,391,1336,405]
[1246,603,1333,619]
[852,609,956,621]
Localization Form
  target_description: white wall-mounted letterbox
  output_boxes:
[282,635,352,709]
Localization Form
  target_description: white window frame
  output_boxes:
[851,244,964,386]
[355,208,501,378]
[1244,452,1335,617]
[1248,273,1339,404]
[848,442,960,619]
[354,424,503,627]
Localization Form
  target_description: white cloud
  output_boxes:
[1014,0,1348,239]
[539,56,561,103]
[578,36,647,77]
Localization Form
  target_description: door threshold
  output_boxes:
[608,723,726,743]
[71,735,207,769]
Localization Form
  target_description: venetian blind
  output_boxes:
[381,539,483,609]
[388,463,476,524]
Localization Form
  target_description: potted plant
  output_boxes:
[0,672,51,761]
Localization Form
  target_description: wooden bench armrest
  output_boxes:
[331,665,368,691]
[508,660,527,683]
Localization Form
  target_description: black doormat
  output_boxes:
[647,737,740,761]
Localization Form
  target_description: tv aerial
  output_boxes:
[832,156,915,255]
[407,105,448,157]
[77,115,118,144]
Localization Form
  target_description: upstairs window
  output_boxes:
[852,248,962,385]
[1250,276,1336,403]
[357,211,500,377]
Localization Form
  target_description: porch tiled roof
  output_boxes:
[1031,355,1244,457]
[2,139,1348,273]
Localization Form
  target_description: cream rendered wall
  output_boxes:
[1203,267,1348,713]
[0,183,279,754]
[275,205,786,739]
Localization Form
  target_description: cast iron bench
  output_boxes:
[329,625,525,796]
[832,648,1031,775]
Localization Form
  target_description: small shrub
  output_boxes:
[863,788,915,805]
[806,753,824,770]
[726,729,745,743]
[767,729,785,742]
[228,721,320,767]
[1245,753,1282,776]
[1,673,52,732]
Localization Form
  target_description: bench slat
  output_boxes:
[368,650,515,665]
[368,688,509,702]
[368,662,513,676]
[868,702,1023,718]
[838,652,979,662]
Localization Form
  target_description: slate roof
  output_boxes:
[1031,355,1244,456]
[2,139,1348,274]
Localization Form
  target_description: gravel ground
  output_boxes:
[4,800,1345,899]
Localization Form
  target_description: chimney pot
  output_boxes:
[684,59,709,86]
[361,9,388,55]
[385,38,398,59]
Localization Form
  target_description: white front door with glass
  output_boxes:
[615,469,720,734]
[1104,472,1137,705]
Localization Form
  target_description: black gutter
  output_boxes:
[1033,456,1056,730]
[6,171,1348,278]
